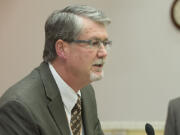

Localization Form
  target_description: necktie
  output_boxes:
[70,95,82,135]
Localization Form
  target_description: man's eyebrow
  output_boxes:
[88,37,109,41]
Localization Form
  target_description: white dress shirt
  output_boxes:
[49,63,84,135]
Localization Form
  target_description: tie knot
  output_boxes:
[77,94,81,106]
[72,94,81,112]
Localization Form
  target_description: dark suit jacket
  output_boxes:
[0,62,104,135]
[164,97,180,135]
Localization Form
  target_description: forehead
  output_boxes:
[78,17,108,40]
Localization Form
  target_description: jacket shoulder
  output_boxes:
[0,63,48,107]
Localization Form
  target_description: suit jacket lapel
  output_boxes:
[38,62,70,135]
[47,96,70,135]
[81,85,95,135]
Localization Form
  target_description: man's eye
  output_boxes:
[103,41,109,46]
[92,41,100,46]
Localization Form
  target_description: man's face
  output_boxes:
[66,17,109,84]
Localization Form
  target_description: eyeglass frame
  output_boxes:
[64,39,112,49]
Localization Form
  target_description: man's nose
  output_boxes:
[97,44,107,58]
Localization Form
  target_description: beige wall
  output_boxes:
[1,0,180,123]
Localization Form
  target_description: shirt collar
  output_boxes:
[48,63,81,113]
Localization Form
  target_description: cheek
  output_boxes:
[69,47,97,67]
[78,49,96,59]
[84,50,97,64]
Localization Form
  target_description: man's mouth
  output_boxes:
[92,59,105,68]
[93,64,103,67]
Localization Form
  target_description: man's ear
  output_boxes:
[55,39,66,59]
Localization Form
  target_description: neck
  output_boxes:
[51,60,90,92]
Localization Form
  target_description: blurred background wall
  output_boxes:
[1,0,180,124]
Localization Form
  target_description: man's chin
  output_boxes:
[90,71,104,82]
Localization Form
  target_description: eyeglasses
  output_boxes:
[69,39,112,50]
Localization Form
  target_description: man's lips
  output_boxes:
[92,64,104,73]
[92,63,103,67]
[92,59,105,69]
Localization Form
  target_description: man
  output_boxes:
[164,97,180,135]
[0,5,111,135]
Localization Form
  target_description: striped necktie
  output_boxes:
[70,95,82,135]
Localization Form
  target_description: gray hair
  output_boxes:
[43,5,111,62]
